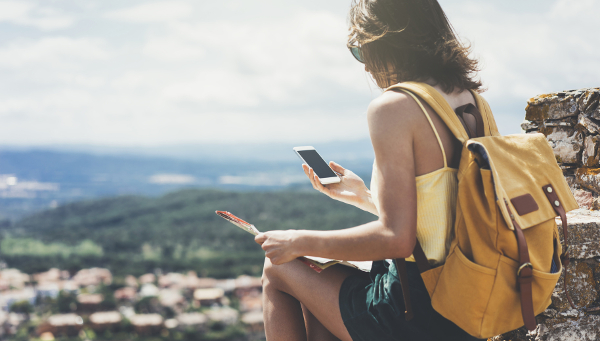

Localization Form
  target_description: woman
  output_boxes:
[254,0,490,340]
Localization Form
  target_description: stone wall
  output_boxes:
[493,88,600,341]
[522,87,600,209]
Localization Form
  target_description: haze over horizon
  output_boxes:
[0,0,598,148]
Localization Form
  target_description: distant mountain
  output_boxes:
[0,140,375,219]
[0,138,375,162]
[0,188,376,278]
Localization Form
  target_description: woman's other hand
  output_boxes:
[303,162,378,215]
[255,230,303,265]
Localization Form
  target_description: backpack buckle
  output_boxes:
[517,262,533,277]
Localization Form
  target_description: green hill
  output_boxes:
[0,189,376,278]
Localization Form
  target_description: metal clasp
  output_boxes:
[517,262,533,277]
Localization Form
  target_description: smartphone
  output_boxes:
[293,146,341,184]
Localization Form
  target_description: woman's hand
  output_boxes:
[255,230,303,265]
[303,161,377,215]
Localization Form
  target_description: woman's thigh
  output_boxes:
[263,257,369,341]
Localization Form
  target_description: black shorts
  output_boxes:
[338,260,483,341]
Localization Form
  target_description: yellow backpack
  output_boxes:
[388,82,579,338]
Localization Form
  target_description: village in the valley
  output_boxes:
[0,266,264,340]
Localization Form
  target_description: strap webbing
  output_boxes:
[394,259,414,321]
[504,201,536,331]
[542,184,576,310]
[394,240,430,321]
[412,240,431,273]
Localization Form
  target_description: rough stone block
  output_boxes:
[593,262,600,294]
[525,88,600,123]
[521,120,575,133]
[543,127,583,164]
[493,315,600,341]
[581,135,599,167]
[578,114,600,135]
[593,197,600,211]
[577,89,600,118]
[521,120,539,132]
[551,260,597,311]
[571,189,593,210]
[565,175,577,188]
[575,168,600,193]
[537,315,600,341]
[556,210,600,259]
[526,95,579,122]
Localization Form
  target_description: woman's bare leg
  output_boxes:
[302,304,340,341]
[262,273,307,341]
[262,257,368,341]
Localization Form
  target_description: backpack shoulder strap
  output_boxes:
[386,82,499,142]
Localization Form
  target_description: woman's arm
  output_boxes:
[256,92,419,264]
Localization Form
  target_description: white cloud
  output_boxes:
[549,0,596,19]
[157,11,366,109]
[0,1,73,30]
[161,70,263,108]
[143,37,205,61]
[0,1,32,21]
[0,0,597,146]
[0,1,373,146]
[0,88,94,117]
[0,37,110,68]
[105,1,193,23]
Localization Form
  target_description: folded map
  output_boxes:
[215,210,372,273]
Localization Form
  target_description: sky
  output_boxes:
[0,0,598,147]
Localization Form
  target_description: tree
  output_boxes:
[9,300,33,320]
[56,291,77,313]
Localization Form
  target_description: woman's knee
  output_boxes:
[262,257,291,292]
[262,257,278,288]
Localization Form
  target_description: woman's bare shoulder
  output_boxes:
[367,90,423,136]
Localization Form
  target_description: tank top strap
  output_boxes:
[399,89,448,168]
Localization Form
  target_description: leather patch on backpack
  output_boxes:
[511,194,539,216]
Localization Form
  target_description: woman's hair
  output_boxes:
[349,0,483,92]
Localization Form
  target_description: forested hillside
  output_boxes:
[0,189,376,278]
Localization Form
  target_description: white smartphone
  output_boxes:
[293,146,341,185]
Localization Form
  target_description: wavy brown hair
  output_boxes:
[349,0,483,93]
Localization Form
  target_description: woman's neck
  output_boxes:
[422,78,475,110]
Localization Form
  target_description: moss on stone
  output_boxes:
[538,126,554,137]
[576,167,600,176]
[525,104,550,121]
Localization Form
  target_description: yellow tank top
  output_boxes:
[370,90,458,265]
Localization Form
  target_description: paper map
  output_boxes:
[215,210,372,273]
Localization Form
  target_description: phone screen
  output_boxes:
[297,150,337,178]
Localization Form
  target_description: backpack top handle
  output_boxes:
[455,103,485,139]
